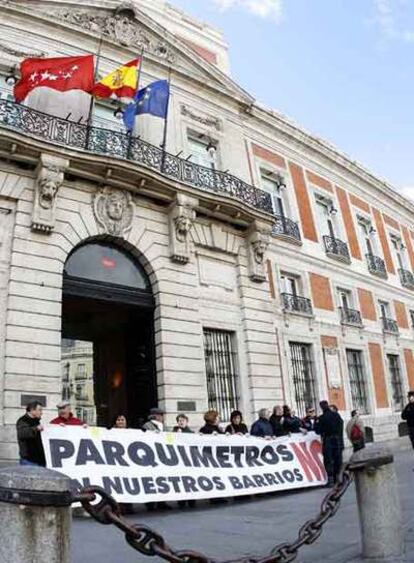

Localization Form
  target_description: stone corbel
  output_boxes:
[168,194,198,264]
[247,222,271,282]
[31,154,69,233]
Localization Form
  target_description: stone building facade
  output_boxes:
[0,0,413,460]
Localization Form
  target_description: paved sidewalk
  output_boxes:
[72,448,414,563]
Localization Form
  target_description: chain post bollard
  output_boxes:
[0,466,73,563]
[349,445,404,560]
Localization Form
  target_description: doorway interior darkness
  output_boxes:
[61,241,156,428]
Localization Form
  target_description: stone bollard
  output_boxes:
[350,445,404,560]
[0,466,72,563]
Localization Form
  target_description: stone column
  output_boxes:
[351,445,404,560]
[0,466,72,563]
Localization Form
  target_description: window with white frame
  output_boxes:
[387,354,404,411]
[378,300,391,320]
[187,133,218,169]
[390,234,407,270]
[357,217,376,256]
[346,349,369,414]
[280,272,300,296]
[315,195,337,239]
[337,288,353,310]
[260,170,288,217]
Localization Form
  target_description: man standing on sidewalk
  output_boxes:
[401,391,414,449]
[16,401,46,467]
[315,400,344,486]
[50,400,84,426]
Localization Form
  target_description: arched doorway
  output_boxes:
[60,241,156,428]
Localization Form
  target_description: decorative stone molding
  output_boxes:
[93,187,134,237]
[168,194,198,264]
[0,41,45,58]
[44,8,176,63]
[180,105,221,131]
[31,154,69,233]
[247,223,270,282]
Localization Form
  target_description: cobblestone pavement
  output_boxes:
[72,447,414,563]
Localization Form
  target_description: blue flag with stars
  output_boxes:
[123,79,170,132]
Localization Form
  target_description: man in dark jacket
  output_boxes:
[16,401,46,466]
[251,408,273,437]
[302,407,317,432]
[315,400,344,486]
[402,391,414,449]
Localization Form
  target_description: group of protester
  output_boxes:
[16,392,414,490]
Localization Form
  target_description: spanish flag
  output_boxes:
[92,59,140,99]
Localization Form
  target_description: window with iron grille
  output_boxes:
[289,342,317,416]
[387,354,404,411]
[203,329,239,420]
[346,349,368,413]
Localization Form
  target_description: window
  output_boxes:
[77,364,86,377]
[338,288,352,309]
[387,354,404,411]
[390,235,407,270]
[260,171,287,216]
[357,218,376,255]
[280,273,299,296]
[203,329,239,420]
[378,300,391,319]
[346,349,368,413]
[315,197,336,238]
[187,134,218,169]
[289,342,317,416]
[410,310,414,328]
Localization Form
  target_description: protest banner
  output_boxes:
[42,426,327,503]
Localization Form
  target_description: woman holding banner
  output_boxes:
[225,410,248,435]
[199,410,223,434]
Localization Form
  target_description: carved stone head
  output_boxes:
[94,187,134,237]
[37,166,64,210]
[252,239,268,265]
[174,215,192,243]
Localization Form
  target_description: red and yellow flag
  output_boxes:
[92,59,140,99]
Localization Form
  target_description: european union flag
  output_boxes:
[123,79,170,132]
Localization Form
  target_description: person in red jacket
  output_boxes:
[50,401,85,426]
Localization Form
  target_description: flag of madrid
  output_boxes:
[14,55,94,103]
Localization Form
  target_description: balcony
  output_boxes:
[0,100,273,216]
[381,317,399,335]
[365,253,387,279]
[339,307,363,327]
[398,268,414,290]
[272,215,301,244]
[281,293,313,316]
[323,236,351,264]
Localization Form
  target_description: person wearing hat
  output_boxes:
[50,401,85,426]
[143,407,165,432]
[402,391,414,450]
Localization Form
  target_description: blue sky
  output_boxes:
[169,0,414,197]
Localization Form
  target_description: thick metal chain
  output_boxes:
[74,464,354,563]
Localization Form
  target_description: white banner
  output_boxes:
[42,426,327,503]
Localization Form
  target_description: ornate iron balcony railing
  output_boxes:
[323,235,350,263]
[381,316,399,335]
[281,293,313,315]
[272,214,301,243]
[0,100,273,215]
[398,268,414,290]
[365,253,387,278]
[339,306,363,327]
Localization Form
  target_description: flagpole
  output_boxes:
[161,67,171,153]
[86,34,103,148]
[160,67,172,172]
[126,47,145,159]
